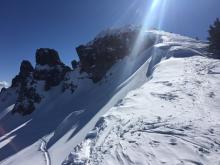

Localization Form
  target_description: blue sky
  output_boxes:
[0,0,220,83]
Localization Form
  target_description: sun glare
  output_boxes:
[130,0,167,55]
[142,0,167,31]
[119,0,168,77]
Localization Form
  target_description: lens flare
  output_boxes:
[131,0,168,56]
[114,0,168,83]
[118,0,168,78]
[142,0,167,30]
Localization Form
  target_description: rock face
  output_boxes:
[19,60,34,76]
[36,48,62,66]
[11,48,71,115]
[34,48,71,91]
[76,27,156,82]
[12,80,41,115]
[11,60,40,115]
[6,27,156,115]
[11,60,34,88]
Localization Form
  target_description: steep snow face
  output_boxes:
[63,56,220,165]
[0,30,219,165]
[62,31,220,165]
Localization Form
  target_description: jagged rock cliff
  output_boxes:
[34,48,71,91]
[11,60,40,115]
[9,49,71,115]
[5,27,158,115]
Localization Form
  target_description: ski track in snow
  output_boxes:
[40,139,51,165]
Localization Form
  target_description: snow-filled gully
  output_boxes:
[40,139,51,165]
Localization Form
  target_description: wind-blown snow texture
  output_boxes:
[64,56,220,165]
[0,30,220,165]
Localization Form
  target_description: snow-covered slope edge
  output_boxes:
[63,33,220,165]
[63,56,220,165]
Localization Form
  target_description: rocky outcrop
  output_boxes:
[34,48,71,91]
[10,60,40,115]
[76,27,156,82]
[7,27,156,115]
[36,48,62,66]
[20,60,34,76]
[12,79,41,116]
[11,48,72,115]
[11,60,34,88]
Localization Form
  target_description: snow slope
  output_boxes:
[64,56,220,165]
[0,30,220,165]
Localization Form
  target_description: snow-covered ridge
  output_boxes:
[64,56,220,164]
[63,31,220,165]
[0,29,219,165]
